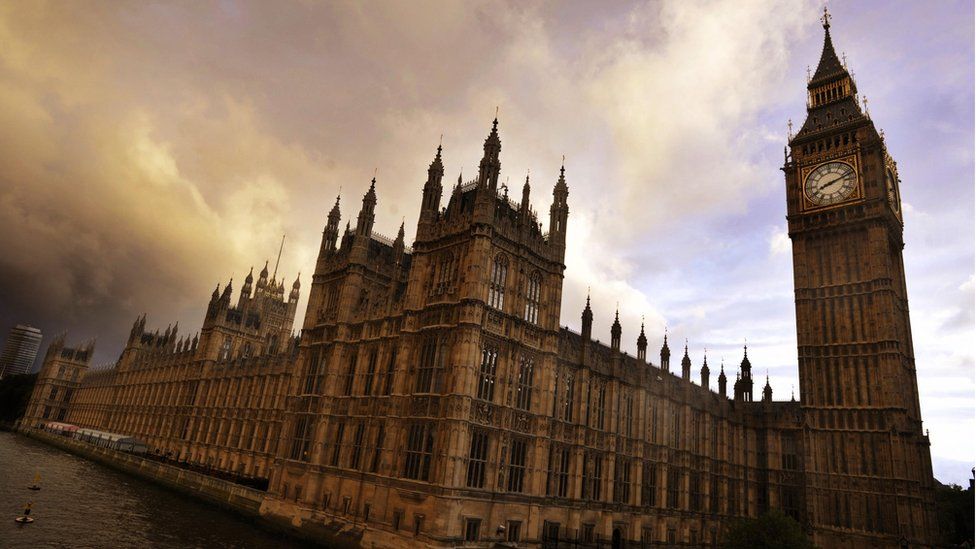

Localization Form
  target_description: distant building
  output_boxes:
[0,324,43,378]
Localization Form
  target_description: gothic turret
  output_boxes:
[549,163,569,258]
[636,321,647,362]
[701,353,710,388]
[220,278,233,303]
[520,172,531,220]
[320,195,341,257]
[741,344,752,379]
[239,267,253,306]
[762,375,773,402]
[681,341,691,381]
[393,221,406,267]
[420,143,444,222]
[581,293,593,341]
[257,261,269,291]
[660,333,671,373]
[718,361,727,398]
[356,178,377,237]
[290,274,300,302]
[734,345,754,402]
[610,309,622,352]
[478,117,501,191]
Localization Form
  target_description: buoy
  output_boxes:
[15,502,33,524]
[28,472,41,491]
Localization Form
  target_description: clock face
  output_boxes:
[804,162,857,206]
[885,168,900,212]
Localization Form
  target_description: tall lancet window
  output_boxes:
[524,272,541,324]
[219,336,232,360]
[488,255,508,310]
[477,347,498,402]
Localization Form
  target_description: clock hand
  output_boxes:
[817,175,843,192]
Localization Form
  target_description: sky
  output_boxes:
[0,0,971,483]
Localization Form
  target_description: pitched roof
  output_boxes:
[809,26,848,88]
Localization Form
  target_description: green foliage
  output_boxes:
[0,373,37,424]
[722,509,815,549]
[935,481,975,546]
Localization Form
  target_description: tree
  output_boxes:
[934,480,975,546]
[722,509,815,549]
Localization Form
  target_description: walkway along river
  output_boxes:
[0,431,316,548]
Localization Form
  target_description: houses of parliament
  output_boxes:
[22,14,940,548]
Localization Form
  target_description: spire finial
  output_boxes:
[272,234,285,282]
[841,51,847,68]
[806,65,811,83]
[821,5,831,29]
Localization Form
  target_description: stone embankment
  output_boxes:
[22,429,265,518]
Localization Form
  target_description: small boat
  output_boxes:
[28,472,41,491]
[14,516,34,524]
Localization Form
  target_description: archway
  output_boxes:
[611,528,623,549]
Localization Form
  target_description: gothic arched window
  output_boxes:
[488,255,508,310]
[524,271,541,324]
[219,336,232,360]
[477,346,498,402]
[432,252,457,296]
[515,355,534,411]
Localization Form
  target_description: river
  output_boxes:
[0,431,316,548]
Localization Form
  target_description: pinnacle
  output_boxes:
[809,12,848,87]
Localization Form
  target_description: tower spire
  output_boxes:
[637,317,647,361]
[681,339,692,381]
[478,114,501,191]
[581,289,593,341]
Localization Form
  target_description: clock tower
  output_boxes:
[785,10,938,546]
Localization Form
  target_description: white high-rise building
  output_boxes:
[0,324,43,378]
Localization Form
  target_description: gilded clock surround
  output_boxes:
[797,154,861,211]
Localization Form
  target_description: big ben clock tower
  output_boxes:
[785,9,938,547]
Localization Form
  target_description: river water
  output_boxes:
[0,432,316,548]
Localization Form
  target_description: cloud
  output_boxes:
[768,226,791,256]
[0,0,970,475]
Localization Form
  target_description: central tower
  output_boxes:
[785,11,938,546]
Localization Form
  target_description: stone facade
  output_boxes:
[22,263,303,483]
[24,334,94,424]
[22,14,939,549]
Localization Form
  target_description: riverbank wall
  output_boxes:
[19,429,378,548]
[21,428,267,518]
